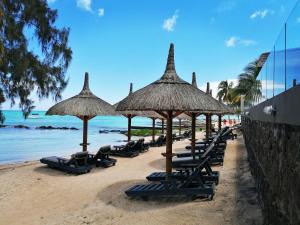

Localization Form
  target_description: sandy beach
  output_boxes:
[0,132,262,225]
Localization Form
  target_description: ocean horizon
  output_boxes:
[0,110,155,164]
[0,110,236,164]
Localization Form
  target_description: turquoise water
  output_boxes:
[0,110,153,164]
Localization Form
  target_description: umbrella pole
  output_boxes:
[82,116,88,151]
[191,113,196,160]
[161,119,165,134]
[209,114,212,136]
[179,119,182,135]
[205,114,209,141]
[166,111,173,179]
[128,115,132,142]
[218,115,222,131]
[152,118,156,142]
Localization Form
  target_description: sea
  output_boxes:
[0,110,237,164]
[0,110,154,164]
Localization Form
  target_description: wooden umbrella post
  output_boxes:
[166,111,173,179]
[128,115,132,142]
[152,118,156,142]
[209,114,212,136]
[82,116,88,152]
[205,114,209,141]
[191,113,196,160]
[218,115,222,131]
[179,119,182,135]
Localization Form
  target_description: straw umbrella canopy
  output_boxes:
[46,72,116,151]
[116,43,220,178]
[114,83,164,142]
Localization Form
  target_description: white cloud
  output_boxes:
[162,10,179,32]
[250,9,274,19]
[98,8,104,17]
[225,36,257,47]
[77,0,92,11]
[225,36,238,47]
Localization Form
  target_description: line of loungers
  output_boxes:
[40,145,117,175]
[125,126,239,201]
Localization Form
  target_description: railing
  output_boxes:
[256,1,300,104]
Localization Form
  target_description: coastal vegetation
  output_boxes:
[217,59,262,109]
[129,129,161,137]
[0,1,72,123]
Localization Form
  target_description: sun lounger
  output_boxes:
[149,135,166,147]
[131,138,149,153]
[109,141,139,157]
[40,151,91,174]
[172,135,225,168]
[172,133,183,141]
[88,145,117,167]
[125,156,215,200]
[182,130,192,138]
[146,161,220,184]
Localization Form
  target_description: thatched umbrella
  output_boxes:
[202,82,235,136]
[116,43,220,178]
[46,72,116,152]
[114,83,164,142]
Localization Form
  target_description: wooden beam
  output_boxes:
[179,119,182,135]
[218,115,222,131]
[152,118,156,142]
[191,113,196,160]
[205,114,209,141]
[155,111,168,119]
[128,115,132,142]
[82,116,88,151]
[172,111,183,118]
[165,111,173,179]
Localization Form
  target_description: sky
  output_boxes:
[3,0,299,110]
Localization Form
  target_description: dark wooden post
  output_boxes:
[205,114,209,141]
[208,114,212,136]
[179,119,182,135]
[82,116,88,151]
[152,118,156,142]
[161,119,165,134]
[218,115,222,131]
[166,111,173,179]
[127,115,132,142]
[191,113,196,160]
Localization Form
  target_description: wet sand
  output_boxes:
[0,132,262,225]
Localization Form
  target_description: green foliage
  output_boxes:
[0,0,72,123]
[217,80,234,104]
[217,59,262,111]
[131,129,160,137]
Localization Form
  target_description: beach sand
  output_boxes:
[0,132,263,225]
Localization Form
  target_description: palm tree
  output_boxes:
[234,60,262,106]
[217,80,234,104]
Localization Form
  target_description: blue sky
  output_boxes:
[3,0,299,110]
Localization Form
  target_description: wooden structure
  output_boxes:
[116,44,221,178]
[46,73,116,151]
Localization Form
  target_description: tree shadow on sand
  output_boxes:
[148,158,165,170]
[97,180,207,212]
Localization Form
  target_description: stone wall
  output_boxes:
[242,116,300,225]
